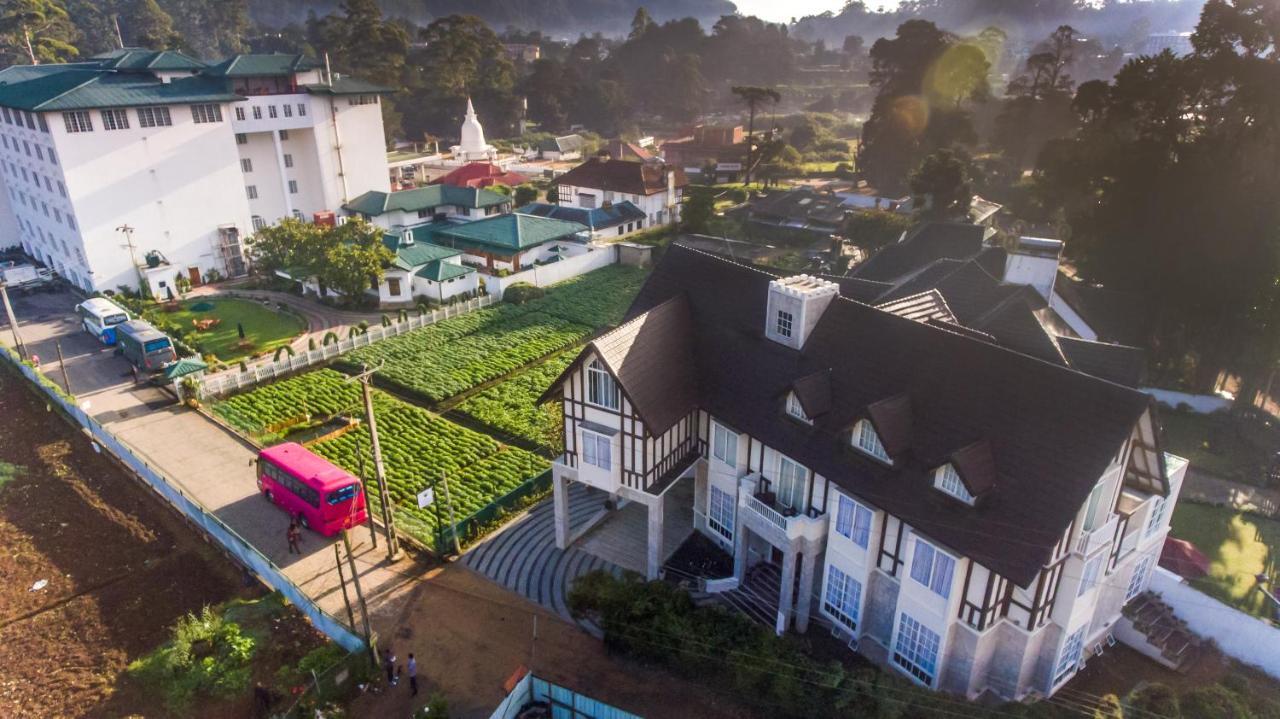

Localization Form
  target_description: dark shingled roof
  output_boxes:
[850,222,987,282]
[791,370,833,418]
[865,394,913,458]
[1058,337,1147,387]
[599,243,1153,586]
[552,158,689,196]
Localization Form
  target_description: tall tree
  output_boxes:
[117,0,182,50]
[629,7,653,40]
[308,0,409,140]
[731,85,780,184]
[909,147,974,220]
[405,14,516,140]
[0,0,77,65]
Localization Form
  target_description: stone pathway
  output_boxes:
[462,483,625,625]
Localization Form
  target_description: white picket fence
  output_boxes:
[197,294,496,398]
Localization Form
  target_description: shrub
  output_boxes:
[1128,683,1180,718]
[1181,686,1250,719]
[126,606,257,710]
[503,282,545,305]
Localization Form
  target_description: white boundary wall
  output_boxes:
[482,245,618,300]
[1141,387,1232,414]
[1149,567,1280,679]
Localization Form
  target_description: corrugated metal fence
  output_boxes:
[0,347,366,653]
[197,294,497,398]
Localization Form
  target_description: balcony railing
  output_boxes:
[1077,514,1120,556]
[747,493,790,532]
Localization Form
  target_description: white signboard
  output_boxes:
[417,487,435,508]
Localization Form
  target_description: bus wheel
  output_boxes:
[263,490,273,504]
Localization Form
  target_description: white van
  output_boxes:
[75,297,131,346]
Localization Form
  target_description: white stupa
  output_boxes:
[450,98,498,162]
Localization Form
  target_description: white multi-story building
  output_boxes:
[540,244,1187,701]
[550,158,687,233]
[0,48,390,296]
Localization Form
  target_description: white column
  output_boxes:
[552,472,570,550]
[271,129,294,219]
[775,548,798,636]
[794,546,819,634]
[733,522,749,581]
[646,496,664,581]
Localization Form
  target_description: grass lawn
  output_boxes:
[1159,410,1275,484]
[153,298,306,362]
[1169,502,1280,621]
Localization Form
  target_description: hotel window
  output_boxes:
[2,107,10,123]
[241,158,253,173]
[786,392,809,423]
[191,104,223,123]
[246,185,258,200]
[1144,497,1167,537]
[585,359,619,410]
[1126,553,1155,601]
[47,147,55,165]
[935,464,974,505]
[33,145,41,160]
[234,106,246,121]
[711,421,737,468]
[297,103,306,116]
[66,214,75,230]
[24,111,34,129]
[893,614,941,686]
[283,153,293,168]
[235,133,247,145]
[288,180,298,194]
[137,107,172,127]
[1054,626,1086,685]
[581,430,612,471]
[707,485,735,542]
[775,309,793,338]
[835,494,873,549]
[909,537,956,599]
[776,455,807,512]
[22,139,29,155]
[853,420,890,462]
[1078,554,1103,597]
[268,105,278,119]
[824,565,862,631]
[292,209,303,220]
[37,114,47,132]
[63,111,93,133]
[279,129,289,140]
[56,180,65,198]
[252,215,266,231]
[283,104,293,118]
[1,135,7,149]
[252,105,263,120]
[43,176,50,192]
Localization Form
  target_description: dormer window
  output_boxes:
[776,309,793,338]
[586,359,619,410]
[934,464,975,505]
[786,392,810,423]
[853,420,890,463]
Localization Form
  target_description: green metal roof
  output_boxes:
[433,214,587,255]
[0,65,240,111]
[203,53,322,78]
[164,356,208,380]
[303,77,394,96]
[91,48,207,72]
[415,259,475,282]
[345,185,510,216]
[382,228,462,271]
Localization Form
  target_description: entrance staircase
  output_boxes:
[714,563,784,627]
[1121,591,1201,670]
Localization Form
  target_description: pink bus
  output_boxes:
[257,442,368,537]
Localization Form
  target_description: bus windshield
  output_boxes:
[144,338,172,353]
[326,484,359,506]
[103,313,128,326]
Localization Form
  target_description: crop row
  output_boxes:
[455,351,575,454]
[210,369,360,439]
[531,265,647,329]
[340,312,590,404]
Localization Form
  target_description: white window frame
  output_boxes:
[137,106,171,128]
[1082,481,1107,532]
[1053,625,1086,685]
[776,455,808,512]
[581,429,612,471]
[1144,497,1167,538]
[252,105,262,120]
[246,185,258,200]
[892,613,941,687]
[283,153,294,168]
[288,179,299,194]
[251,215,266,231]
[191,104,223,124]
[707,484,735,542]
[268,104,278,119]
[853,420,890,463]
[711,421,737,468]
[1077,554,1102,597]
[241,158,253,173]
[585,359,620,410]
[234,106,246,121]
[786,392,810,423]
[1126,553,1155,601]
[835,494,873,549]
[824,564,862,631]
[934,464,974,505]
[909,536,956,599]
[100,108,129,131]
[776,309,793,338]
[62,111,92,133]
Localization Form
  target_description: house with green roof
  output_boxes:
[375,226,479,306]
[431,213,589,272]
[342,185,511,230]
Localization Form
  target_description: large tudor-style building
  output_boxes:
[540,244,1186,701]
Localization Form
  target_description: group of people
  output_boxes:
[382,647,419,695]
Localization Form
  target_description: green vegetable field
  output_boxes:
[210,369,360,441]
[530,264,648,328]
[455,352,575,454]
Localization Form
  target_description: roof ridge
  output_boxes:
[31,69,108,111]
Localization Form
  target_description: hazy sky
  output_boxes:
[733,0,869,23]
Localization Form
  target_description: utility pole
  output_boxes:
[116,224,146,295]
[354,431,377,549]
[340,529,377,667]
[55,342,72,396]
[0,284,25,359]
[441,473,461,556]
[346,363,400,561]
[333,542,356,629]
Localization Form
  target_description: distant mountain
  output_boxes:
[248,0,739,38]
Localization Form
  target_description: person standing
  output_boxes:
[287,519,301,555]
[407,653,418,696]
[384,647,397,686]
